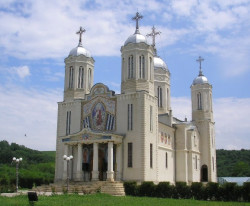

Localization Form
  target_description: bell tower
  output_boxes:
[121,12,155,95]
[191,56,217,182]
[64,27,95,101]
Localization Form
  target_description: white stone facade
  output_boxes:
[55,23,217,184]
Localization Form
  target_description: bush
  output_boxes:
[242,182,250,202]
[138,182,155,197]
[123,181,138,196]
[220,182,238,201]
[190,182,203,200]
[175,182,191,199]
[155,182,172,198]
[206,182,219,200]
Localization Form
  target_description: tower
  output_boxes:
[147,26,171,115]
[64,27,95,101]
[191,56,217,182]
[120,12,155,95]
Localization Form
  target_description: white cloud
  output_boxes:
[13,66,30,79]
[172,96,250,150]
[0,85,62,151]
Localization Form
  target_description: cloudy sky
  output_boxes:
[0,0,250,151]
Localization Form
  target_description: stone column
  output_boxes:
[107,142,114,181]
[76,143,83,181]
[63,144,69,180]
[92,143,99,180]
[116,144,122,181]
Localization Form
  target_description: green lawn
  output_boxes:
[0,193,250,206]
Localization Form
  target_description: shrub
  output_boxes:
[220,182,238,201]
[123,181,137,196]
[190,182,203,200]
[206,182,219,200]
[242,182,250,202]
[155,182,172,198]
[175,182,191,199]
[138,182,155,197]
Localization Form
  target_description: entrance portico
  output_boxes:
[62,129,123,182]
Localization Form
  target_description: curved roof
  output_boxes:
[69,45,91,58]
[124,33,148,46]
[154,56,168,70]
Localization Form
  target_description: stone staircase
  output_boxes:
[100,182,125,196]
[33,181,125,196]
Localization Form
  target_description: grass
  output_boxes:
[0,193,250,206]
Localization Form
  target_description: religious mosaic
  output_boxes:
[160,132,171,146]
[92,102,106,130]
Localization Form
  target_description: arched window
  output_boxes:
[69,67,74,89]
[139,55,145,79]
[197,92,202,110]
[150,57,152,80]
[201,165,208,182]
[157,86,163,107]
[88,68,91,90]
[78,67,84,88]
[128,55,134,79]
[166,152,168,168]
[195,155,198,169]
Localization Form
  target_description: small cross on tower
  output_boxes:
[147,26,161,55]
[196,56,204,76]
[76,26,86,46]
[132,12,143,34]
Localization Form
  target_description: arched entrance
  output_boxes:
[201,164,208,182]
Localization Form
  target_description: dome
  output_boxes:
[154,56,168,70]
[193,75,209,85]
[69,45,91,57]
[124,33,148,46]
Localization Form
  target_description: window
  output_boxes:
[127,104,133,130]
[165,152,168,168]
[78,67,84,88]
[212,157,214,171]
[139,55,145,79]
[197,92,202,110]
[150,57,152,80]
[66,111,71,135]
[128,143,133,167]
[106,114,115,131]
[83,116,90,128]
[150,106,153,132]
[69,67,74,89]
[150,144,153,168]
[128,55,134,79]
[195,155,198,170]
[88,68,91,90]
[157,87,162,107]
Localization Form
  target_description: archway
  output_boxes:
[201,164,208,182]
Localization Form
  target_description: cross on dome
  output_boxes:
[196,56,204,76]
[147,26,161,55]
[76,26,86,46]
[132,12,143,34]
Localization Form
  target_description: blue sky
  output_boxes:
[0,0,250,150]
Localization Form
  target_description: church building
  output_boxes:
[55,12,217,184]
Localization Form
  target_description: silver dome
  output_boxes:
[154,56,168,70]
[69,45,91,57]
[124,33,148,46]
[193,75,209,85]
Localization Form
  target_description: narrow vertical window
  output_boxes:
[127,104,133,130]
[197,93,202,110]
[150,144,153,168]
[150,57,152,80]
[69,67,74,89]
[128,55,134,79]
[128,143,133,167]
[157,87,162,107]
[150,105,153,132]
[212,157,214,171]
[66,111,71,135]
[195,155,198,169]
[139,55,145,79]
[166,152,168,168]
[88,68,91,90]
[78,67,84,88]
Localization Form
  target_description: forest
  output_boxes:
[0,140,250,191]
